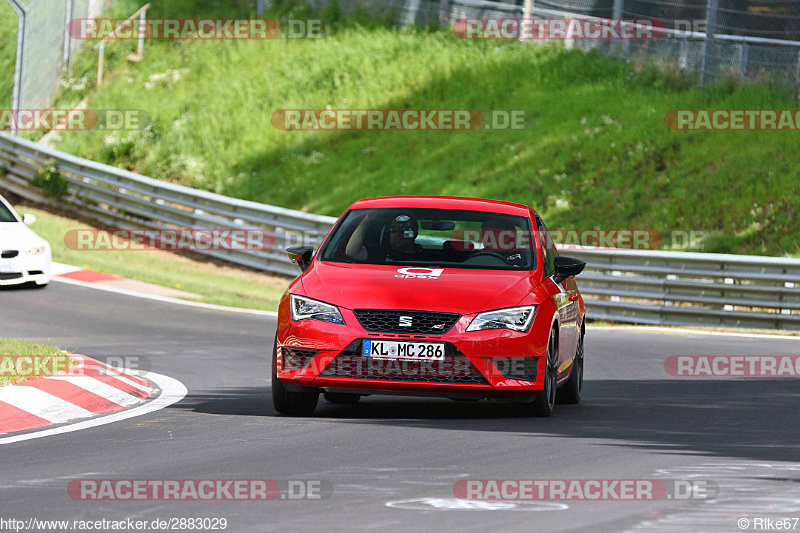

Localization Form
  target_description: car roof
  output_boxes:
[348,196,535,217]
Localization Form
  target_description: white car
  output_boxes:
[0,194,51,288]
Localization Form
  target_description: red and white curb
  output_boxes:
[52,262,124,283]
[0,354,155,435]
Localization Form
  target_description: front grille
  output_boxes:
[1,250,18,259]
[281,348,318,370]
[493,357,538,381]
[353,309,460,335]
[320,343,488,385]
[0,273,22,280]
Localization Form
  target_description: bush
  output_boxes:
[33,160,69,199]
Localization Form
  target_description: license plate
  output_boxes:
[362,340,445,361]
[0,262,16,273]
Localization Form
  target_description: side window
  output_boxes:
[536,216,557,277]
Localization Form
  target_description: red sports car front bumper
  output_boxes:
[275,296,552,399]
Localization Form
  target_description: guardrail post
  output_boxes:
[612,0,623,20]
[137,7,147,57]
[64,0,74,74]
[612,0,628,53]
[738,42,748,79]
[403,0,421,26]
[795,48,800,99]
[678,38,688,70]
[521,0,533,41]
[701,0,719,86]
[97,42,105,84]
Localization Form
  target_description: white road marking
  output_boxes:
[626,462,800,532]
[589,325,800,341]
[0,371,187,445]
[385,498,568,511]
[0,386,93,423]
[50,263,82,276]
[53,276,277,317]
[47,375,142,407]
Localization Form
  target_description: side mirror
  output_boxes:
[22,214,36,226]
[553,255,586,284]
[286,245,314,271]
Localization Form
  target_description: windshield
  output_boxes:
[0,201,18,223]
[319,207,537,270]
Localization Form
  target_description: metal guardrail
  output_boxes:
[566,248,800,330]
[0,132,337,277]
[1,131,798,329]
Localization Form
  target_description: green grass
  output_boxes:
[0,338,68,386]
[19,0,800,257]
[16,204,289,310]
[0,1,17,108]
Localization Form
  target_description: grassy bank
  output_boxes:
[0,338,67,386]
[16,204,289,310]
[16,0,800,257]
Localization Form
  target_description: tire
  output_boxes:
[557,328,584,405]
[511,329,557,417]
[271,336,319,416]
[324,392,360,404]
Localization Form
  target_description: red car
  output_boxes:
[272,196,586,417]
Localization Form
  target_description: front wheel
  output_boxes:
[511,330,557,417]
[271,337,319,416]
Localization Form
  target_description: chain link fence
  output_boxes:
[5,0,798,111]
[5,0,107,111]
[322,0,800,86]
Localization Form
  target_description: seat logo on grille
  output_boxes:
[399,316,413,327]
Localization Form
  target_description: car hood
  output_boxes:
[0,223,47,251]
[300,261,541,315]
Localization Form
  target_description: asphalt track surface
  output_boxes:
[1,281,799,533]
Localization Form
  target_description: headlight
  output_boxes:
[466,305,536,332]
[27,246,46,256]
[290,294,345,325]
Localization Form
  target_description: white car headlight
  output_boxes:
[27,246,47,256]
[466,305,536,332]
[290,294,345,325]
